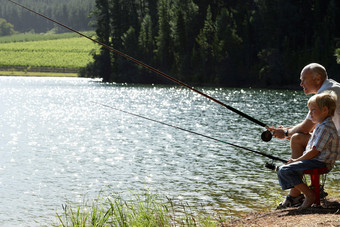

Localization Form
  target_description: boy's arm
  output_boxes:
[287,146,320,163]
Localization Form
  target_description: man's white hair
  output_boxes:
[302,63,328,80]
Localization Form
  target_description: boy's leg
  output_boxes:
[277,162,305,190]
[277,160,326,209]
[294,183,315,209]
[289,188,302,197]
[277,163,306,208]
[289,133,311,197]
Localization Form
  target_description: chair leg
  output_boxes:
[304,168,328,206]
[310,170,321,205]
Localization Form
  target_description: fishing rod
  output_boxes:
[91,101,286,164]
[8,0,273,142]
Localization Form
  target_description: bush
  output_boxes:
[0,18,16,36]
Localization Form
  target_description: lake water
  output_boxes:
[0,76,339,225]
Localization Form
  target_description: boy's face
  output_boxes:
[309,102,329,124]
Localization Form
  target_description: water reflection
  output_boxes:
[0,76,338,225]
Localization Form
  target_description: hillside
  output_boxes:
[0,0,94,33]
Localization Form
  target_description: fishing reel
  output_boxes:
[261,130,272,142]
[265,162,279,171]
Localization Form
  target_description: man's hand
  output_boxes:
[267,126,287,139]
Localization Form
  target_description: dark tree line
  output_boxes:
[0,0,94,33]
[1,0,339,87]
[83,0,340,87]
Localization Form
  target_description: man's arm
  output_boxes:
[268,118,316,139]
[287,118,316,136]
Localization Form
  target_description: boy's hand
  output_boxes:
[287,158,297,164]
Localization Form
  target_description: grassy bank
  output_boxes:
[54,190,228,226]
[53,183,340,226]
[54,189,340,226]
[0,71,78,77]
[0,32,99,76]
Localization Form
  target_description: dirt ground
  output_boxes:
[229,197,340,227]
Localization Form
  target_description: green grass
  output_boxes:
[0,32,99,71]
[0,31,95,43]
[55,190,229,226]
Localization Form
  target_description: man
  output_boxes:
[269,63,340,208]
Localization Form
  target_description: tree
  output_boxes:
[120,26,141,82]
[92,0,112,82]
[171,0,199,80]
[215,8,243,85]
[0,18,16,36]
[195,5,218,83]
[156,0,173,71]
[138,14,155,63]
[172,9,187,79]
[336,49,340,64]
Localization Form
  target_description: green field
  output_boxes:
[0,32,99,72]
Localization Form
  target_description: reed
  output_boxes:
[55,190,228,226]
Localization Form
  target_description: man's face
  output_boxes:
[300,70,320,95]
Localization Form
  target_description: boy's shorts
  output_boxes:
[277,159,326,190]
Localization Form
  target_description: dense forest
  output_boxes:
[0,0,94,33]
[84,0,340,87]
[1,0,340,87]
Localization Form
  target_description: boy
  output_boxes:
[277,92,340,209]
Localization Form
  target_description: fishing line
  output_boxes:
[8,0,273,142]
[91,101,286,163]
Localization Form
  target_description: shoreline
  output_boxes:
[0,66,302,89]
[0,70,78,77]
[0,70,300,89]
[230,196,340,226]
[0,65,79,77]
